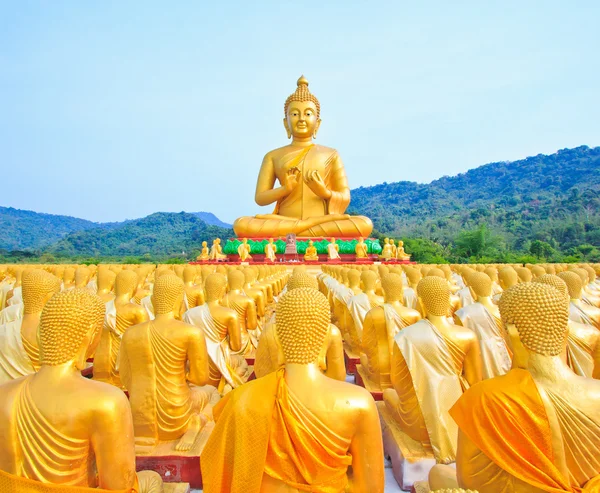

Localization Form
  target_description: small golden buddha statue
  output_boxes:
[93,270,149,387]
[355,236,368,259]
[359,273,421,390]
[237,238,252,262]
[221,269,258,352]
[96,267,116,303]
[203,287,384,493]
[183,273,248,391]
[62,266,76,290]
[396,240,411,261]
[381,238,393,261]
[197,241,210,261]
[0,269,61,384]
[432,282,600,492]
[382,276,482,464]
[209,238,227,261]
[559,270,600,330]
[242,267,266,322]
[327,237,341,260]
[120,274,219,453]
[304,239,319,261]
[182,264,205,310]
[233,76,373,238]
[74,266,92,290]
[454,272,511,379]
[264,238,277,262]
[0,289,162,492]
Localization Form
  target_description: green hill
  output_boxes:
[349,145,600,261]
[0,206,104,251]
[47,212,233,259]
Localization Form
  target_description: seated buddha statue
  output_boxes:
[93,270,149,387]
[120,274,220,453]
[355,236,369,259]
[0,269,61,384]
[202,287,384,493]
[404,266,422,310]
[264,238,277,262]
[381,238,393,261]
[221,269,258,352]
[559,271,600,330]
[327,237,341,260]
[0,289,162,492]
[345,270,384,354]
[484,266,503,296]
[255,272,346,382]
[382,276,482,464]
[183,265,205,310]
[242,267,266,323]
[96,267,116,303]
[454,272,511,379]
[396,240,411,261]
[197,241,210,261]
[535,274,600,378]
[574,267,600,307]
[232,76,373,238]
[432,282,600,492]
[209,238,227,261]
[359,273,421,390]
[237,238,252,262]
[304,239,319,261]
[183,273,249,391]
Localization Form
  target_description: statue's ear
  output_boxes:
[283,118,291,139]
[313,119,321,139]
[506,323,529,369]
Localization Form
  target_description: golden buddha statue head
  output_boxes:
[347,269,361,289]
[417,277,450,317]
[572,267,590,286]
[97,268,116,292]
[516,267,532,283]
[287,272,319,291]
[205,273,227,302]
[530,265,546,278]
[499,283,568,364]
[426,267,445,279]
[469,272,492,299]
[39,289,105,369]
[183,265,196,284]
[202,240,208,247]
[276,288,330,364]
[484,267,498,282]
[63,266,75,284]
[228,269,246,291]
[283,76,321,140]
[498,267,518,290]
[406,267,422,286]
[115,270,138,298]
[384,238,390,245]
[152,274,184,315]
[557,271,583,300]
[582,265,596,283]
[533,274,569,299]
[361,270,378,291]
[74,266,91,288]
[382,273,403,303]
[22,269,61,315]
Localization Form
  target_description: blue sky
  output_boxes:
[1,1,598,224]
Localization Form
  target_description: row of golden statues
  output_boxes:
[0,261,600,492]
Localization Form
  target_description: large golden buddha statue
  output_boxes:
[203,287,384,493]
[233,76,373,238]
[119,274,219,453]
[432,282,600,492]
[0,289,162,492]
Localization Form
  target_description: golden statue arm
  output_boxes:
[463,339,483,387]
[135,306,150,325]
[90,391,138,490]
[593,338,600,379]
[348,397,385,492]
[255,154,293,206]
[228,315,242,353]
[246,300,258,331]
[324,153,351,215]
[187,327,210,386]
[324,325,346,382]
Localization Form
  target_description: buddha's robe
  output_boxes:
[0,320,36,384]
[0,302,24,325]
[455,303,511,380]
[451,369,600,492]
[119,322,218,446]
[387,320,466,464]
[86,279,97,294]
[491,281,503,296]
[254,315,283,378]
[570,302,600,330]
[92,301,124,386]
[456,286,474,308]
[139,295,155,320]
[327,243,340,260]
[565,321,600,378]
[183,305,244,388]
[0,469,136,493]
[403,287,418,310]
[0,280,14,310]
[347,293,373,345]
[202,369,352,493]
[452,273,465,289]
[7,286,22,306]
[222,295,255,352]
[304,246,319,261]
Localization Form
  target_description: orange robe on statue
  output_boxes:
[202,369,352,493]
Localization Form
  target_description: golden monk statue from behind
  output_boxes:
[233,76,372,238]
[203,287,383,493]
[430,282,600,493]
[0,289,162,492]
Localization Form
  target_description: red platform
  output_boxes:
[136,456,202,488]
[344,348,360,375]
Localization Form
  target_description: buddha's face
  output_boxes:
[284,100,320,139]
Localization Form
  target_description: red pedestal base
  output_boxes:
[353,366,383,401]
[136,456,202,489]
[344,349,360,375]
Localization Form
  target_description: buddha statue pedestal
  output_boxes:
[378,402,438,491]
[135,421,214,489]
[343,342,361,374]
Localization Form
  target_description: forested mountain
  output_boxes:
[0,206,104,250]
[349,145,600,261]
[190,212,232,228]
[47,212,233,258]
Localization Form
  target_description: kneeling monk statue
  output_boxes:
[233,76,373,238]
[202,287,384,493]
[0,289,162,492]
